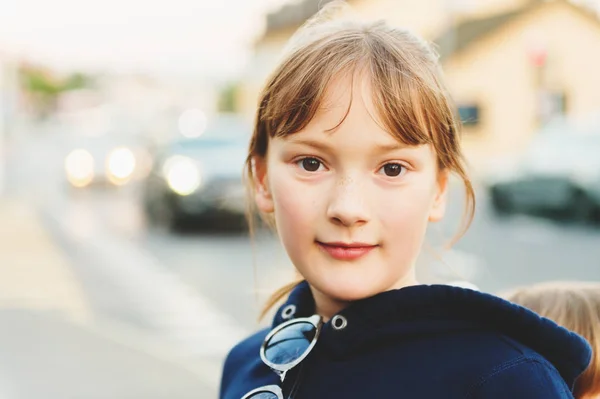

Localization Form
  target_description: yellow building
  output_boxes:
[438,0,600,169]
[239,0,600,170]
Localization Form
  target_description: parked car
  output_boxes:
[485,121,600,222]
[62,131,152,190]
[142,116,250,230]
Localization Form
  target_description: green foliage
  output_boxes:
[19,65,93,96]
[17,64,95,118]
[20,68,60,96]
[218,81,240,113]
[62,72,90,91]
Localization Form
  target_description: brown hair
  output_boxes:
[245,2,476,319]
[504,281,600,399]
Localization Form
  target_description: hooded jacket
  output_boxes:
[220,281,592,399]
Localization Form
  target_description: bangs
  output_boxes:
[258,31,367,142]
[367,35,452,148]
[255,23,457,164]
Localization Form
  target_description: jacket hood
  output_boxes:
[272,281,592,389]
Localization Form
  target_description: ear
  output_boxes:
[252,156,274,214]
[428,169,449,222]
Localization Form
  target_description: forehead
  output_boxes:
[297,70,395,143]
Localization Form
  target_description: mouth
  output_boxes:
[316,241,378,261]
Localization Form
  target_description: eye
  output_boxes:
[296,157,324,172]
[379,163,406,177]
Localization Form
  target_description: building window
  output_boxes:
[539,91,567,125]
[458,105,480,127]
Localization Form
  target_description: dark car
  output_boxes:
[485,119,600,222]
[142,116,250,230]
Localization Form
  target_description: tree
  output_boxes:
[18,64,94,119]
[217,81,240,113]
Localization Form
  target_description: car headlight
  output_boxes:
[107,147,136,184]
[163,155,201,196]
[65,149,94,187]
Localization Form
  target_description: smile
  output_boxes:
[316,241,378,261]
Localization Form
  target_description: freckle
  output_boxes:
[339,177,352,186]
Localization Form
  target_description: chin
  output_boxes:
[311,273,389,302]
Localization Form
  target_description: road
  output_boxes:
[2,123,600,398]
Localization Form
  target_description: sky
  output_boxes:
[2,0,599,80]
[0,0,286,79]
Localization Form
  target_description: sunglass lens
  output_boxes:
[264,321,317,366]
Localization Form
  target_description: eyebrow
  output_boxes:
[286,137,408,153]
[285,138,333,152]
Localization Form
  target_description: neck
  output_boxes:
[311,288,349,323]
[310,272,420,323]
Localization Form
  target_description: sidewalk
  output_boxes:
[0,200,91,323]
[0,199,217,398]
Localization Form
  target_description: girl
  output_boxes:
[220,4,591,398]
[505,282,600,399]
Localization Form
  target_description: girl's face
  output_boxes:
[254,72,448,306]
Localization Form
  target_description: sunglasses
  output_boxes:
[241,314,323,399]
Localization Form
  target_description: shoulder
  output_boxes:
[219,327,269,397]
[450,330,573,398]
[405,328,572,397]
[464,354,572,398]
[225,327,269,364]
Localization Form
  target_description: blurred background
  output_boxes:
[1,0,600,397]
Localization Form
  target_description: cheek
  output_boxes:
[383,186,435,220]
[377,195,429,239]
[376,178,438,244]
[269,168,320,240]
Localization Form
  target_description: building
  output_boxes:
[437,0,600,167]
[0,52,19,138]
[0,51,20,195]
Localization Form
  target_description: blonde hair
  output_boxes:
[245,2,475,319]
[504,281,600,399]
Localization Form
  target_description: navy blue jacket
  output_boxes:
[220,281,592,399]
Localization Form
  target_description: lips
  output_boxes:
[316,241,378,261]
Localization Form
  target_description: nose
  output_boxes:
[326,176,370,227]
